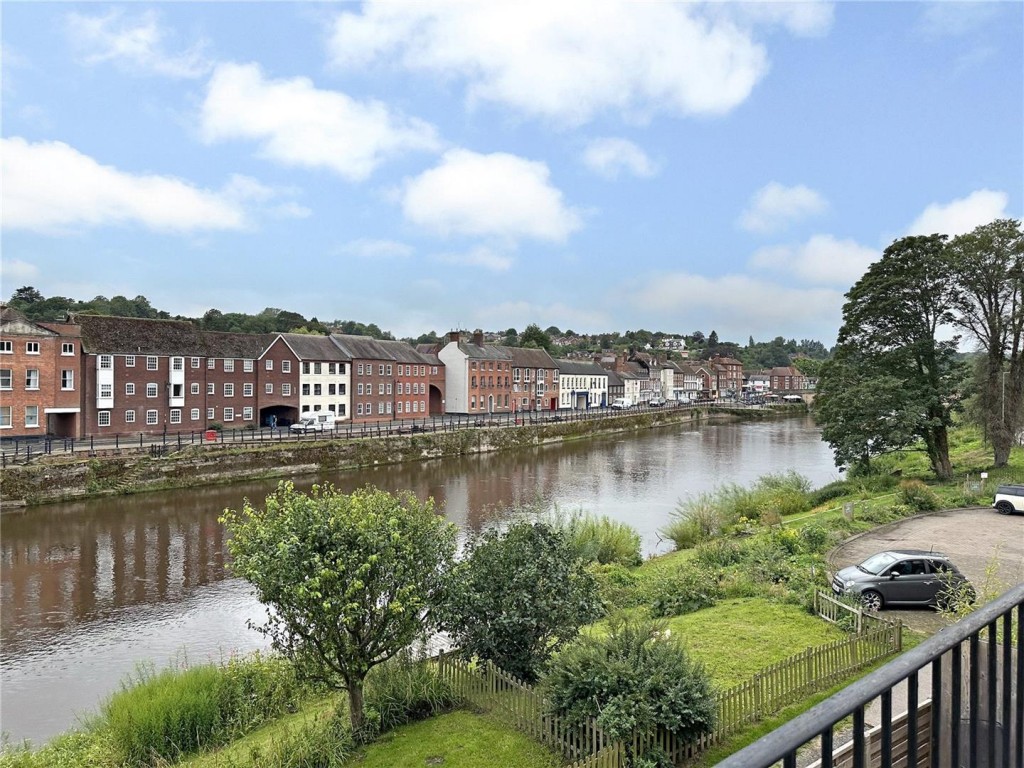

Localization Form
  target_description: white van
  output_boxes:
[290,413,339,433]
[610,397,632,409]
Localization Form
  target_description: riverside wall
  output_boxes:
[0,407,776,508]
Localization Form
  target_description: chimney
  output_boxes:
[448,330,461,344]
[472,329,484,347]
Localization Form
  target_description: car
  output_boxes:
[647,397,665,407]
[610,398,632,409]
[290,416,337,433]
[831,549,972,612]
[993,483,1024,515]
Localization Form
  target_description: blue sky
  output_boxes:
[2,1,1021,344]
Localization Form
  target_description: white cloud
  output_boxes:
[401,149,582,242]
[626,271,843,341]
[749,235,879,286]
[200,62,441,181]
[906,189,1010,237]
[340,239,414,259]
[329,2,777,124]
[918,2,999,37]
[66,9,211,78]
[221,174,311,219]
[1,137,246,234]
[0,258,39,282]
[739,182,828,234]
[712,2,834,38]
[582,138,657,179]
[435,246,514,272]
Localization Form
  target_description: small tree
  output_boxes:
[542,615,716,765]
[441,521,601,681]
[221,482,457,735]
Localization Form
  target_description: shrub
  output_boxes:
[760,487,811,518]
[659,515,703,550]
[648,566,722,617]
[661,494,722,549]
[798,524,832,553]
[898,479,941,512]
[541,615,716,750]
[364,651,458,735]
[588,562,645,611]
[246,708,354,768]
[807,480,852,507]
[755,471,812,496]
[693,539,744,569]
[217,652,306,736]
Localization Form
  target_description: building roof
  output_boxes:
[274,332,349,361]
[493,345,558,369]
[75,314,204,356]
[331,334,435,364]
[556,359,608,377]
[0,305,59,337]
[204,331,274,360]
[606,370,624,386]
[450,340,512,362]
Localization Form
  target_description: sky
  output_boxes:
[2,1,1021,345]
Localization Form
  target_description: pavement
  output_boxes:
[828,506,1024,728]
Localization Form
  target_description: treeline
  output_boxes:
[5,287,828,370]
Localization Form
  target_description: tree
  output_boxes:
[946,219,1024,467]
[440,521,601,682]
[221,482,457,735]
[824,235,963,479]
[544,325,562,337]
[520,323,553,352]
[541,615,716,762]
[9,286,44,306]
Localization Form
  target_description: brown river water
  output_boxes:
[0,416,839,746]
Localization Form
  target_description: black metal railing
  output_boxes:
[716,582,1024,768]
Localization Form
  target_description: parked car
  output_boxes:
[290,414,338,433]
[993,483,1024,515]
[831,549,972,612]
[647,397,665,407]
[610,398,632,409]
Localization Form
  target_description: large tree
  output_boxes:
[221,482,457,735]
[519,323,553,352]
[823,234,963,479]
[946,219,1024,466]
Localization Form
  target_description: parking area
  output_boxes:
[829,506,1024,634]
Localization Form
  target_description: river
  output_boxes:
[0,416,839,746]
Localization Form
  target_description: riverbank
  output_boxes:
[0,406,783,508]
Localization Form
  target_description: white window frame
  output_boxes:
[0,369,11,390]
[265,382,273,394]
[170,409,181,424]
[191,357,201,369]
[172,357,184,371]
[147,356,158,371]
[0,341,11,354]
[97,411,111,427]
[207,383,215,395]
[126,355,136,368]
[61,370,74,390]
[191,383,200,395]
[100,383,113,398]
[243,359,254,373]
[243,383,253,397]
[61,342,75,356]
[224,383,234,397]
[282,360,291,373]
[25,369,39,390]
[125,409,136,424]
[24,406,39,428]
[208,359,216,370]
[146,383,158,398]
[224,359,235,373]
[265,359,274,370]
[282,383,292,396]
[25,342,40,355]
[223,407,235,421]
[126,382,135,396]
[99,355,113,370]
[190,408,200,421]
[207,407,215,419]
[146,410,159,425]
[242,406,253,421]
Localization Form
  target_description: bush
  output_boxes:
[798,524,832,553]
[898,479,941,512]
[589,562,645,611]
[364,651,458,735]
[246,708,354,768]
[648,566,722,617]
[541,615,717,749]
[217,652,305,736]
[807,480,852,507]
[693,539,744,569]
[661,494,722,549]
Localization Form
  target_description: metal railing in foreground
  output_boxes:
[716,582,1024,768]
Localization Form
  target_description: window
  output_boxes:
[145,383,157,397]
[302,362,310,374]
[100,383,112,398]
[339,383,346,395]
[125,409,136,424]
[386,383,392,394]
[0,341,10,353]
[147,356,158,370]
[172,357,184,371]
[24,406,39,428]
[207,383,215,395]
[192,357,201,368]
[146,410,158,425]
[357,403,364,416]
[25,342,40,355]
[266,383,274,394]
[191,408,200,421]
[207,407,215,419]
[386,364,392,375]
[0,407,12,427]
[125,355,136,368]
[191,383,200,395]
[329,383,336,395]
[224,407,235,421]
[378,383,385,395]
[397,402,403,414]
[379,364,385,375]
[339,404,346,416]
[244,382,254,397]
[358,364,365,375]
[99,355,113,369]
[97,411,111,427]
[170,409,181,424]
[208,359,215,369]
[471,397,476,409]
[420,400,426,413]
[224,383,234,397]
[243,359,253,372]
[472,376,477,388]
[328,363,336,375]
[386,402,392,414]
[224,359,234,373]
[314,362,321,375]
[0,370,10,389]
[61,370,74,390]
[58,341,74,356]
[378,402,385,414]
[282,360,291,373]
[25,369,39,389]
[265,359,274,370]
[282,383,291,396]
[357,383,364,395]
[302,383,310,396]
[243,407,253,420]
[314,384,322,396]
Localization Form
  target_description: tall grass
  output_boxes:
[540,507,642,566]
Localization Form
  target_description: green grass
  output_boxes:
[354,710,562,768]
[664,599,846,689]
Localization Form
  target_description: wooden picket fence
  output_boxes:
[431,620,902,768]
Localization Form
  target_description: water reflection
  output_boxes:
[1,416,840,745]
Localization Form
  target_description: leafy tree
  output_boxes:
[441,521,601,682]
[520,323,553,352]
[9,286,43,305]
[792,357,825,378]
[824,235,963,479]
[541,615,716,761]
[544,325,561,337]
[946,219,1024,467]
[221,482,457,735]
[707,330,719,347]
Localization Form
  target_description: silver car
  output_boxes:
[831,549,972,612]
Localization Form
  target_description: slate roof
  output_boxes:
[331,334,434,364]
[452,341,512,362]
[556,359,608,377]
[205,331,274,360]
[606,370,624,387]
[75,314,203,356]
[277,333,349,361]
[493,345,558,369]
